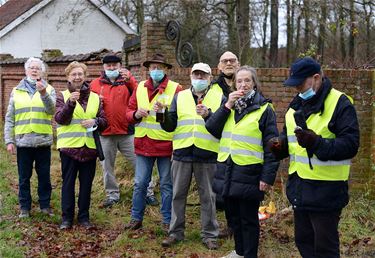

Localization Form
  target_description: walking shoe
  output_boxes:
[161,223,169,234]
[124,219,142,230]
[18,209,30,218]
[203,239,218,250]
[79,220,94,230]
[161,235,179,247]
[218,226,233,239]
[102,198,119,208]
[146,195,159,206]
[59,220,72,230]
[220,250,244,258]
[40,208,54,216]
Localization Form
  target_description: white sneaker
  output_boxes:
[220,250,244,258]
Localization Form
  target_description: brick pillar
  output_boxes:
[140,21,178,75]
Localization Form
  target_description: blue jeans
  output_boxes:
[17,147,52,211]
[131,155,172,224]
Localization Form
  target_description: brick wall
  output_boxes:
[0,21,374,190]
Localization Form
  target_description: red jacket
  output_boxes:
[90,72,137,135]
[126,76,183,157]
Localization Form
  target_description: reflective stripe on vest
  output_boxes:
[173,87,222,152]
[285,88,352,181]
[218,103,270,165]
[56,90,99,149]
[134,80,178,141]
[13,85,53,135]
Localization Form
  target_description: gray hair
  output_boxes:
[24,57,46,72]
[236,65,261,91]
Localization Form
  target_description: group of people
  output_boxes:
[4,51,359,258]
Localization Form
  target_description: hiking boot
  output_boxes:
[146,195,159,206]
[218,226,233,239]
[40,208,54,216]
[161,223,169,234]
[59,220,72,230]
[18,209,30,218]
[124,219,142,230]
[220,250,244,258]
[203,239,218,250]
[102,198,119,208]
[161,235,179,247]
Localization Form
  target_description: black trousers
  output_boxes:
[294,210,342,258]
[60,152,96,223]
[17,147,52,210]
[225,197,260,258]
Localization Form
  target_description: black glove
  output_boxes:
[267,137,288,160]
[294,128,319,149]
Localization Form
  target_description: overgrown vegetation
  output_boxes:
[0,129,374,257]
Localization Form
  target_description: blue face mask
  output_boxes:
[192,79,209,92]
[26,77,37,85]
[299,87,316,100]
[150,69,165,82]
[105,70,119,79]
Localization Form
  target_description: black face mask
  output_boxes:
[222,72,234,79]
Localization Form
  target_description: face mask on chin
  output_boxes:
[191,79,209,92]
[105,69,119,79]
[26,77,37,85]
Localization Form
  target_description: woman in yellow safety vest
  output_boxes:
[54,61,107,230]
[4,57,55,219]
[206,66,279,258]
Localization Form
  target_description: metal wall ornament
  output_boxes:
[165,20,194,68]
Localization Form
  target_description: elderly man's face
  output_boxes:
[149,63,167,72]
[218,52,239,76]
[26,61,43,80]
[103,62,121,71]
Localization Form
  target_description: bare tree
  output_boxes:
[269,0,278,67]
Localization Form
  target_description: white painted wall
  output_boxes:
[0,0,128,58]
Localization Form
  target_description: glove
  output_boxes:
[294,128,319,149]
[267,137,288,160]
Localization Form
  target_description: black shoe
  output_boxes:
[79,220,94,229]
[124,219,142,230]
[102,198,119,208]
[146,195,159,206]
[59,220,72,230]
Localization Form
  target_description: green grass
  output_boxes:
[1,128,375,257]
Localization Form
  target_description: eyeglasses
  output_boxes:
[28,66,42,71]
[220,58,237,64]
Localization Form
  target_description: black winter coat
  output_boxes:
[205,91,280,201]
[280,78,360,211]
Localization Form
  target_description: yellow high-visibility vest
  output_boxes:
[56,90,100,149]
[173,86,223,152]
[14,85,53,135]
[218,103,270,165]
[285,88,352,181]
[134,80,178,141]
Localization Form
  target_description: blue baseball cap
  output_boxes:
[284,57,321,87]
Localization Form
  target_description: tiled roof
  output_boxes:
[0,0,43,30]
[0,49,119,64]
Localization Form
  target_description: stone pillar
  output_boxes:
[140,22,178,70]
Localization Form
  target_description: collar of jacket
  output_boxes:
[67,81,90,97]
[99,71,127,86]
[16,78,39,92]
[144,75,169,94]
[289,77,332,117]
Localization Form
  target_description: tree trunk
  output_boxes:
[303,0,310,50]
[236,0,250,64]
[295,1,302,57]
[286,0,292,64]
[262,0,269,67]
[270,0,278,67]
[318,1,327,63]
[226,0,239,55]
[348,0,355,64]
[135,0,144,34]
[339,4,346,63]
